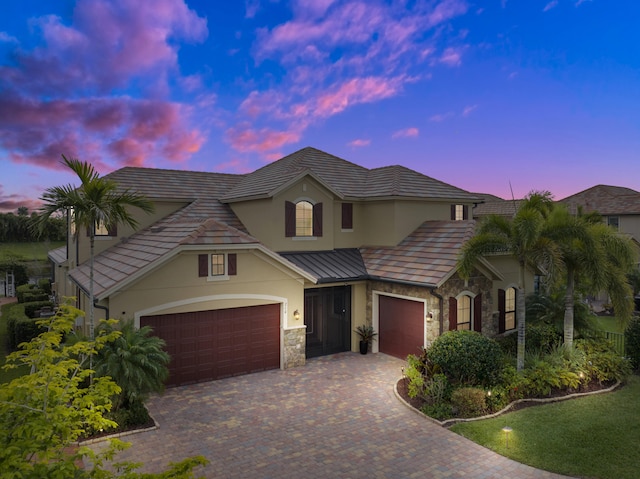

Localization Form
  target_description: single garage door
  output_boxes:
[378,295,424,360]
[141,303,280,387]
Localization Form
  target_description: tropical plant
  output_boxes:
[0,303,207,477]
[95,319,170,409]
[33,155,154,340]
[354,324,377,343]
[543,205,637,348]
[458,191,558,370]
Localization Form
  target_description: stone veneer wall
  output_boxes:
[437,270,498,337]
[283,327,306,369]
[366,281,441,345]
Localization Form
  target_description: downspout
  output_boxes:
[93,301,110,322]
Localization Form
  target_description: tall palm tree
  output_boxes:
[458,191,558,371]
[33,155,154,339]
[545,206,637,347]
[95,320,170,408]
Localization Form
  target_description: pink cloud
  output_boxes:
[438,47,463,66]
[0,186,43,213]
[392,127,419,139]
[314,76,403,117]
[225,124,301,154]
[429,112,454,122]
[348,139,371,147]
[427,0,469,27]
[543,1,558,12]
[462,104,478,116]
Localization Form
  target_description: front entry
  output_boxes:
[305,286,351,358]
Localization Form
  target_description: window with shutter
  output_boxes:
[197,253,237,279]
[312,202,323,236]
[286,200,323,238]
[498,289,506,333]
[473,294,482,332]
[448,297,457,331]
[342,203,353,230]
[285,201,296,237]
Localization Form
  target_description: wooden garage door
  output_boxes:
[378,295,424,360]
[141,304,280,387]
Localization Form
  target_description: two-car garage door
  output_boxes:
[141,303,280,387]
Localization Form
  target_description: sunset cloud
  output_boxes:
[225,124,301,154]
[0,0,208,171]
[543,1,559,12]
[392,127,419,139]
[429,112,455,122]
[462,104,478,117]
[348,138,371,148]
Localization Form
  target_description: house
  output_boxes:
[49,147,528,386]
[559,185,640,243]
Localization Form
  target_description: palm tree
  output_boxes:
[458,191,558,371]
[95,320,170,409]
[544,206,637,347]
[33,155,154,340]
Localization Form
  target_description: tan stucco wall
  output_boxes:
[99,249,307,331]
[620,215,640,244]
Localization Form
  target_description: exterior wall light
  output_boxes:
[293,309,300,321]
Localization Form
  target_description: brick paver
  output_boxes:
[91,352,571,478]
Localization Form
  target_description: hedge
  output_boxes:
[23,301,55,319]
[5,303,45,350]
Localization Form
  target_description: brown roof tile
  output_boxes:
[559,185,640,215]
[360,220,476,287]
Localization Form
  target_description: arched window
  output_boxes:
[456,294,472,330]
[296,201,313,237]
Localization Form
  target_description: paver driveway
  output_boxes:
[93,352,570,478]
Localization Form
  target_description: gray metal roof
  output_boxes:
[280,249,368,283]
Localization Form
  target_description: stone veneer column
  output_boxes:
[283,326,306,369]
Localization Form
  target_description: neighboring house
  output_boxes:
[50,147,527,386]
[560,185,640,243]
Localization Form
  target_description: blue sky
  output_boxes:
[0,0,638,212]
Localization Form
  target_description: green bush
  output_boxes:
[427,330,503,387]
[405,354,426,399]
[15,284,36,303]
[37,278,52,295]
[451,387,488,418]
[576,338,632,383]
[22,292,49,303]
[424,373,450,405]
[526,322,562,353]
[625,316,640,371]
[23,301,54,319]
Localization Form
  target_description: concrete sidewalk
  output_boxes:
[91,352,570,478]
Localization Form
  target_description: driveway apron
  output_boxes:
[92,352,570,478]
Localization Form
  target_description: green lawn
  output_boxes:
[593,315,626,334]
[450,375,640,479]
[0,241,65,262]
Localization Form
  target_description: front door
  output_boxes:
[305,286,351,358]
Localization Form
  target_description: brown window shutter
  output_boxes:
[450,205,456,220]
[285,201,295,237]
[473,294,482,332]
[498,289,506,333]
[463,205,469,220]
[313,202,323,237]
[342,203,353,229]
[228,253,237,276]
[198,254,208,277]
[108,224,117,236]
[448,297,457,331]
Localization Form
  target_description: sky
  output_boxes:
[0,0,638,213]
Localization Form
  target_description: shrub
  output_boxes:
[451,387,488,418]
[23,301,54,319]
[526,322,562,353]
[524,361,563,397]
[37,278,52,295]
[424,373,450,405]
[15,284,36,303]
[576,338,632,383]
[22,292,49,303]
[625,316,640,371]
[405,354,426,399]
[427,330,503,387]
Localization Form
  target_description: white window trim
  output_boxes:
[207,253,230,282]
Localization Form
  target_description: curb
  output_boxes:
[77,414,159,446]
[394,378,622,428]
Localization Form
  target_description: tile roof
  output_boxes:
[473,199,522,217]
[360,220,477,287]
[69,199,259,299]
[222,147,480,202]
[559,185,640,215]
[48,245,67,265]
[280,249,368,283]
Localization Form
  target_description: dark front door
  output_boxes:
[305,286,351,358]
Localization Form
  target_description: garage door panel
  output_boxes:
[379,295,424,360]
[141,303,280,386]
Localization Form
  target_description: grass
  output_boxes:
[450,375,640,479]
[593,315,626,334]
[0,301,29,383]
[0,241,65,262]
